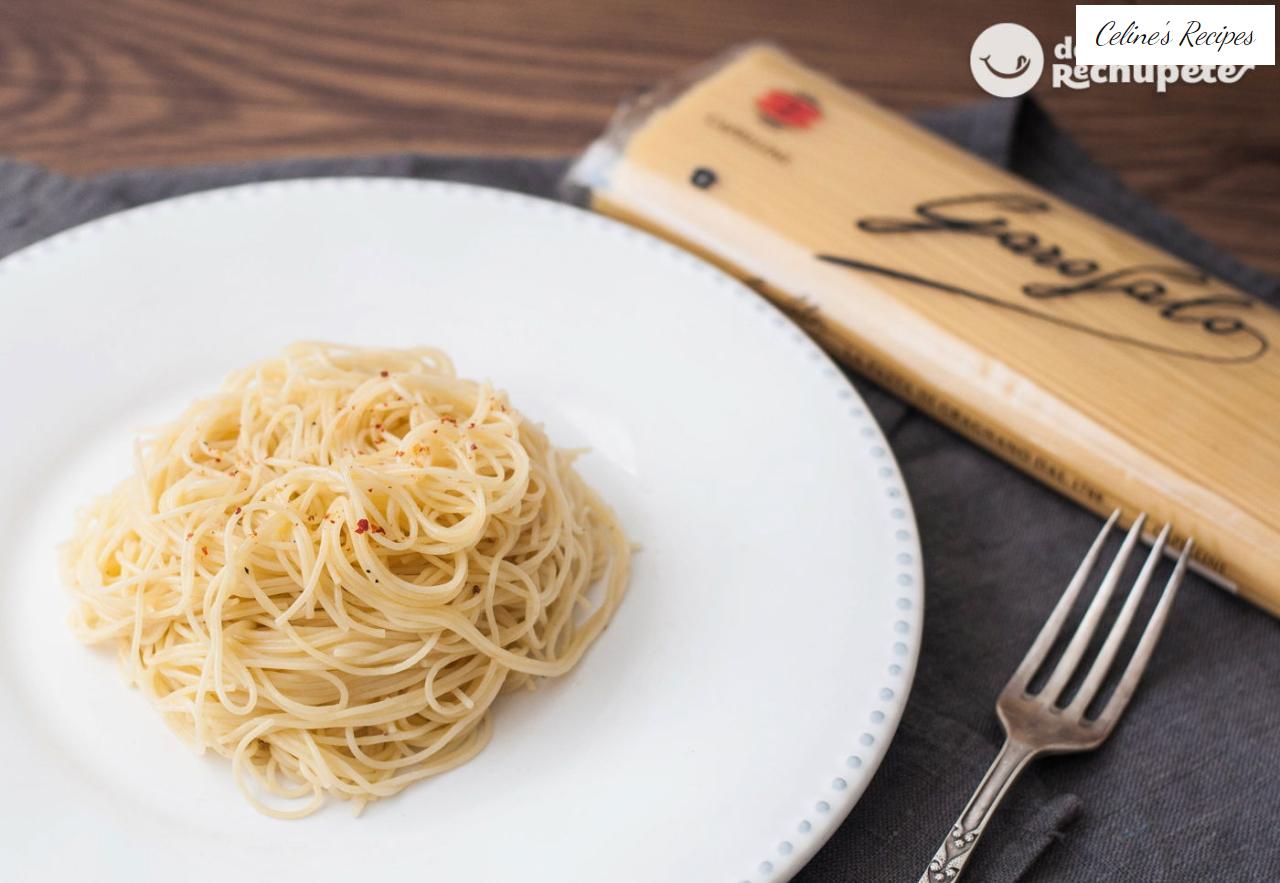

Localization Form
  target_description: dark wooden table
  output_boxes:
[2,0,1276,275]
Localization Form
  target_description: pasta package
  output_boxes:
[564,43,1280,615]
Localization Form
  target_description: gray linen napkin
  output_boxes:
[2,98,1277,882]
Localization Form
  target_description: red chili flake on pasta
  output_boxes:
[380,370,389,377]
[201,546,209,556]
[355,519,369,534]
[470,444,478,451]
[234,507,241,514]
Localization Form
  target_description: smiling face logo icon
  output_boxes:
[981,54,1031,79]
[970,23,1044,97]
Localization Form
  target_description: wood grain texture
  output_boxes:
[0,0,1276,274]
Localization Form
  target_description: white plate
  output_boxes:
[0,180,922,883]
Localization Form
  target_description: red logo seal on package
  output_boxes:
[755,89,822,129]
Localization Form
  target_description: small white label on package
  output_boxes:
[1075,4,1275,65]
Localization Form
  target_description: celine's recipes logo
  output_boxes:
[1052,33,1254,91]
[818,193,1268,364]
[970,16,1260,94]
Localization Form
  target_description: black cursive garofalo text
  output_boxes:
[819,193,1268,364]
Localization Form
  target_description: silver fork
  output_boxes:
[917,510,1192,883]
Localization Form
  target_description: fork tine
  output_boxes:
[1094,539,1192,729]
[1039,513,1147,703]
[1066,523,1170,715]
[1006,510,1120,692]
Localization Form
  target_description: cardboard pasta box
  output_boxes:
[564,43,1280,615]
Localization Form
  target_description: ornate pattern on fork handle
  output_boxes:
[917,739,1038,883]
[924,822,981,880]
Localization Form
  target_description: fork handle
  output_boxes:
[916,738,1039,883]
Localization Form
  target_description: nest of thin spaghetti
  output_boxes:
[64,343,629,817]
